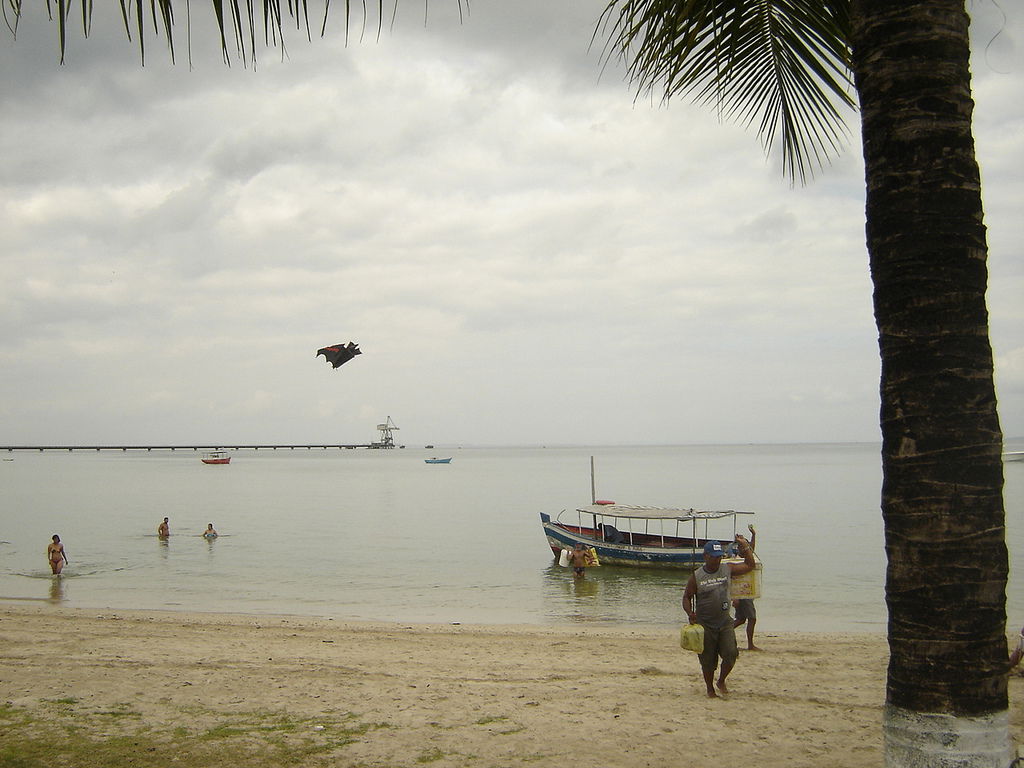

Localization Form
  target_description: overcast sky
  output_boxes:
[1,1,1021,447]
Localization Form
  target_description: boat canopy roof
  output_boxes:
[575,504,754,521]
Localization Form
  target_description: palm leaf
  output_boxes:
[598,0,856,182]
[11,0,470,67]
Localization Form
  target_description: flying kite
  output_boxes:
[316,342,362,369]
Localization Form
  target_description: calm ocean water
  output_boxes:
[1,443,1022,632]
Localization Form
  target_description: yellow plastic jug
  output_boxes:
[680,623,704,653]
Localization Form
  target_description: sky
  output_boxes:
[1,1,1021,448]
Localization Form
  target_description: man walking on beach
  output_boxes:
[683,534,755,697]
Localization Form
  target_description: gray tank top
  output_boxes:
[694,565,732,629]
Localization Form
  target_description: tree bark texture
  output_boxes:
[849,0,1007,719]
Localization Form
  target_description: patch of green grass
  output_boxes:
[0,703,28,720]
[97,702,143,719]
[0,744,46,768]
[0,701,392,768]
[415,747,449,763]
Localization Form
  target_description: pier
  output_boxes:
[0,444,397,452]
[1,417,407,453]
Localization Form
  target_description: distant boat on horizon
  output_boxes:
[201,450,231,465]
[424,457,452,464]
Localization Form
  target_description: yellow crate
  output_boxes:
[726,555,762,600]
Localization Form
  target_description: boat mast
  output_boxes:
[590,456,599,536]
[590,455,596,505]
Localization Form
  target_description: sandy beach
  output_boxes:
[1,604,1022,767]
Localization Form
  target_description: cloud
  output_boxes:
[0,0,1020,445]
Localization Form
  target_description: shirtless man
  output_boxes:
[683,534,756,697]
[157,517,170,538]
[47,534,68,575]
[567,542,594,578]
[203,523,218,538]
[733,524,761,650]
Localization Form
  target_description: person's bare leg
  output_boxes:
[746,619,761,651]
[702,664,718,697]
[716,658,735,694]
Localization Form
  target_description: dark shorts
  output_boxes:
[735,599,756,622]
[574,567,585,575]
[698,624,738,672]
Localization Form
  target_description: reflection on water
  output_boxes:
[570,575,599,598]
[541,563,686,625]
[48,575,65,602]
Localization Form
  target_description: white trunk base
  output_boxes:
[884,704,1014,768]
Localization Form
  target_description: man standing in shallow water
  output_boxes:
[567,542,595,578]
[683,534,755,697]
[157,517,170,538]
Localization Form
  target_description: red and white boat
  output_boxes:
[201,450,231,465]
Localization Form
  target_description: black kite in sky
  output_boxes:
[316,342,362,369]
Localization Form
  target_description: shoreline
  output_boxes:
[1,604,1021,767]
[0,599,883,635]
[0,593,889,633]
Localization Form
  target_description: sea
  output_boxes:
[1,442,1022,633]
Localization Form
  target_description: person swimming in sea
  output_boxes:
[203,523,218,539]
[47,534,68,575]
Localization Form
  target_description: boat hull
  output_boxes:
[201,458,230,464]
[540,512,705,569]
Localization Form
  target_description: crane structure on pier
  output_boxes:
[372,416,400,449]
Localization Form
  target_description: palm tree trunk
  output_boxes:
[849,0,1010,764]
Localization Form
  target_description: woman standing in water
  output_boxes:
[47,535,68,575]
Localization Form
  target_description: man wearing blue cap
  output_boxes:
[682,533,755,697]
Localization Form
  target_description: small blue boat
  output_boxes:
[424,457,452,464]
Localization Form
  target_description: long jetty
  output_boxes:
[1,444,389,452]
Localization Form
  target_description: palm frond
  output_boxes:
[599,0,856,183]
[8,0,468,68]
